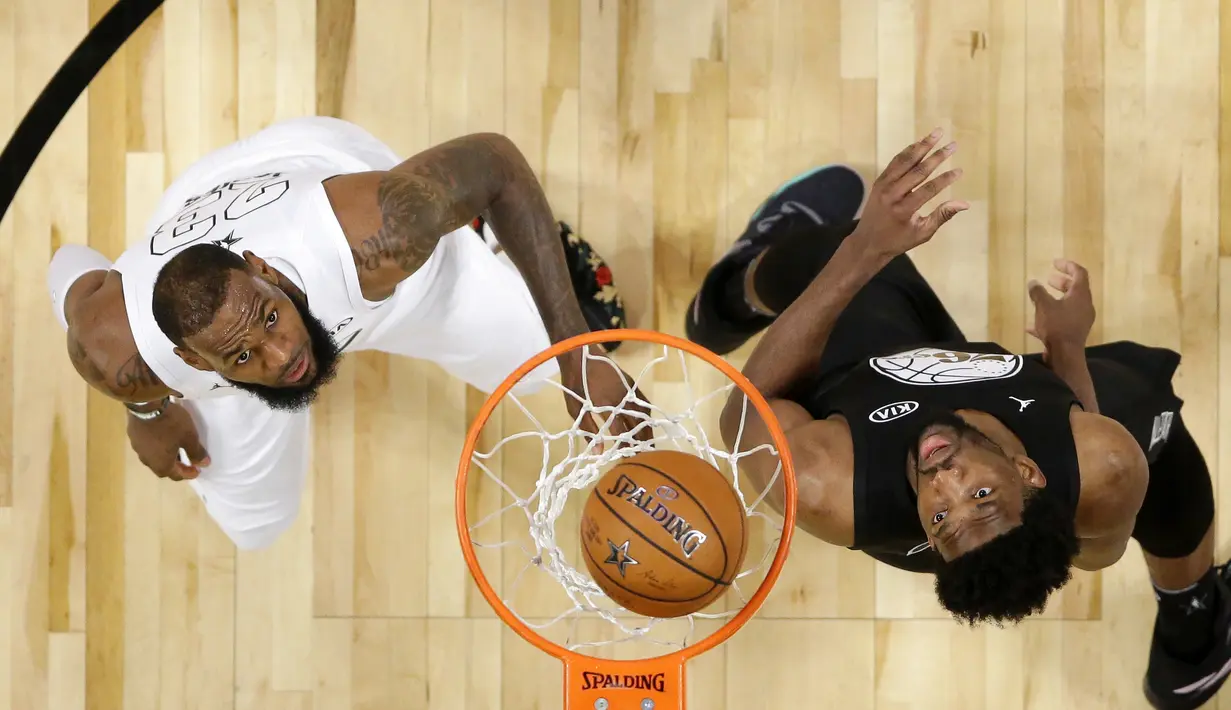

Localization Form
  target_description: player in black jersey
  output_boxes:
[685,130,1229,710]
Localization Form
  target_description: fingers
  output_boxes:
[1054,258,1085,276]
[895,142,958,199]
[142,456,190,481]
[565,366,651,448]
[1037,259,1090,298]
[1054,258,1090,292]
[171,440,210,480]
[1026,279,1056,304]
[916,200,970,240]
[603,398,651,445]
[623,397,654,443]
[185,439,211,469]
[590,402,652,447]
[1047,272,1072,293]
[903,168,964,214]
[171,461,199,481]
[880,127,946,186]
[169,449,200,480]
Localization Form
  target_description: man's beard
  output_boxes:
[228,292,343,412]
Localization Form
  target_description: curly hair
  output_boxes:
[932,487,1080,626]
[152,244,249,347]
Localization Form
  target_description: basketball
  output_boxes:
[579,449,748,618]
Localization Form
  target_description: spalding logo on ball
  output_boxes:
[580,449,748,619]
[603,473,709,558]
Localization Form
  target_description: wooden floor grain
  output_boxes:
[3,0,1228,708]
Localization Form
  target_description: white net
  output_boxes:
[464,341,787,655]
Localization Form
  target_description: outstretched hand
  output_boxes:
[851,128,969,259]
[1027,258,1096,356]
[560,351,652,450]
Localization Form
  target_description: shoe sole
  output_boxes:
[1143,676,1167,710]
[747,162,868,224]
[1144,675,1189,710]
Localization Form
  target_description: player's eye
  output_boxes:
[974,487,992,498]
[932,510,946,525]
[237,351,250,365]
[266,310,278,328]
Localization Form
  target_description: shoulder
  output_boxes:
[1070,410,1149,537]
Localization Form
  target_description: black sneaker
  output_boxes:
[1144,562,1231,710]
[684,163,866,355]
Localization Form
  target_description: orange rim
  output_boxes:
[455,328,798,668]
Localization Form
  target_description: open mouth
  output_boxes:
[918,434,952,467]
[284,351,310,384]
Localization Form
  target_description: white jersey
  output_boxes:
[112,117,505,401]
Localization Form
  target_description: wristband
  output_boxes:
[125,397,170,420]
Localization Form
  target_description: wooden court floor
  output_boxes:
[2,0,1230,708]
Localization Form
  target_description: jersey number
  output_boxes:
[149,173,290,256]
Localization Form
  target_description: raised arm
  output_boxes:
[722,130,965,434]
[718,131,970,531]
[324,132,647,440]
[327,133,587,342]
[1027,259,1099,413]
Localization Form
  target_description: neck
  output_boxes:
[954,409,1028,456]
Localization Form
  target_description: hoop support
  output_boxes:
[564,656,684,710]
[456,328,797,710]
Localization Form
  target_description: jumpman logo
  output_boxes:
[1009,396,1034,412]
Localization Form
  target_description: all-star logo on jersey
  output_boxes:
[870,348,1023,386]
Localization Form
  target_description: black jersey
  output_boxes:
[796,341,1084,564]
[795,339,1185,571]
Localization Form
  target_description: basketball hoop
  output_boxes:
[456,328,797,710]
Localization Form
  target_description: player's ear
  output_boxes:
[1013,454,1047,490]
[242,250,278,285]
[174,346,215,372]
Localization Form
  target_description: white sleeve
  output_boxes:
[48,244,114,330]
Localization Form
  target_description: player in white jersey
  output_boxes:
[47,117,645,550]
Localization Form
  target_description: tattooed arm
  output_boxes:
[324,133,590,346]
[64,270,175,407]
[325,133,651,441]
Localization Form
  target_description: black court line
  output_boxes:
[0,0,165,227]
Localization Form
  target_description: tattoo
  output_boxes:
[113,354,162,396]
[67,331,106,386]
[67,329,167,401]
[351,133,589,343]
[351,136,504,277]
